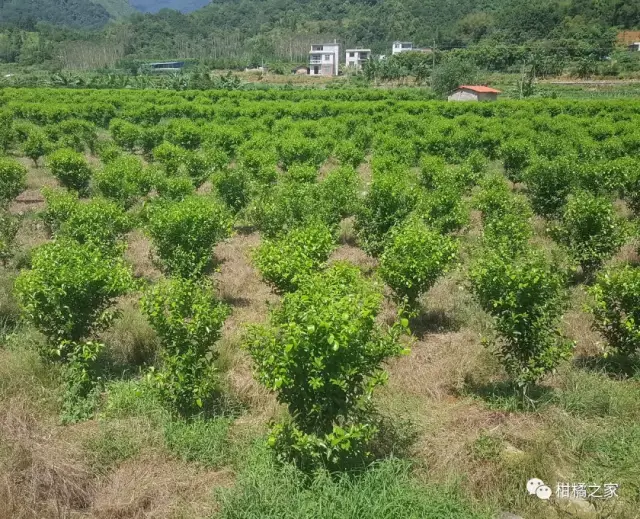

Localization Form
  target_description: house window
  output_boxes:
[349,52,355,58]
[324,54,331,61]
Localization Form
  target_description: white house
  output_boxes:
[309,43,340,76]
[345,48,371,70]
[628,42,640,51]
[448,85,502,102]
[392,41,414,55]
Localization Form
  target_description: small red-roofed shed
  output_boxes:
[448,85,502,102]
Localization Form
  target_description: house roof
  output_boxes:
[458,85,502,94]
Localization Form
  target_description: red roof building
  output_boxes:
[448,85,502,102]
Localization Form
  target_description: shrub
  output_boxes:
[154,174,195,201]
[355,172,421,255]
[0,210,20,266]
[141,277,229,414]
[153,142,188,176]
[144,195,233,278]
[0,157,27,208]
[253,221,336,293]
[590,265,640,356]
[414,182,469,234]
[23,129,51,166]
[335,140,365,168]
[238,148,278,184]
[165,119,202,150]
[470,249,573,388]
[245,263,406,470]
[57,197,131,255]
[0,110,15,152]
[277,132,326,170]
[500,139,534,182]
[14,240,133,357]
[57,119,98,154]
[41,187,79,233]
[286,164,317,183]
[212,167,251,213]
[109,119,140,151]
[554,191,627,278]
[315,166,361,225]
[379,218,457,307]
[419,155,446,189]
[47,148,92,193]
[96,141,123,164]
[139,125,165,157]
[94,155,152,208]
[524,157,576,218]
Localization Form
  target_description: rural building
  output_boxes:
[629,42,640,52]
[392,42,414,55]
[309,43,340,76]
[146,61,185,72]
[345,48,371,70]
[448,85,502,102]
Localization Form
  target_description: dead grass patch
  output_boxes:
[125,229,161,281]
[91,455,233,519]
[328,243,378,273]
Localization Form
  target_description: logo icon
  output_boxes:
[527,478,552,500]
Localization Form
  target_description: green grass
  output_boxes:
[216,445,493,519]
[164,417,232,468]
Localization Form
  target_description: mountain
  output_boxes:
[0,0,112,29]
[129,0,211,13]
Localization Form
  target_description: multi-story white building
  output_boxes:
[392,41,414,55]
[309,43,340,76]
[345,48,371,70]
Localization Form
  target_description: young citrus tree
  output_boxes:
[0,157,27,208]
[14,239,133,359]
[253,221,336,293]
[141,277,229,414]
[23,129,51,167]
[144,195,233,278]
[589,265,640,356]
[470,249,573,390]
[94,155,153,208]
[0,210,20,266]
[245,263,407,470]
[47,148,93,194]
[379,217,457,308]
[554,191,627,279]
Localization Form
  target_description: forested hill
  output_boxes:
[1,0,640,67]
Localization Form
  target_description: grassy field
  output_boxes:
[1,89,640,519]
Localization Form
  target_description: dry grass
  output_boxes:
[91,456,233,519]
[125,229,161,281]
[213,233,279,415]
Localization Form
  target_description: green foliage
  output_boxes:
[41,187,79,233]
[500,139,534,182]
[431,56,479,98]
[144,195,233,278]
[0,157,27,208]
[524,157,576,218]
[470,249,573,387]
[419,155,447,189]
[46,148,93,193]
[379,217,457,307]
[334,140,365,169]
[139,125,165,157]
[0,111,15,152]
[414,182,469,234]
[285,164,317,183]
[94,154,152,208]
[109,118,141,151]
[60,340,105,423]
[253,221,335,293]
[316,166,361,225]
[277,132,326,170]
[0,210,20,266]
[589,265,640,356]
[355,172,420,256]
[155,174,196,201]
[14,240,133,356]
[212,167,251,212]
[165,119,202,150]
[245,263,406,470]
[96,141,123,164]
[152,141,188,176]
[57,197,131,255]
[23,129,51,166]
[141,277,229,414]
[554,191,627,278]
